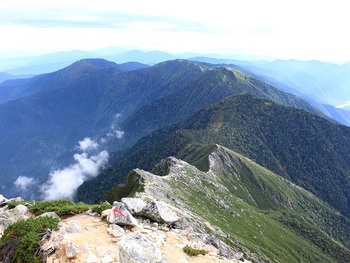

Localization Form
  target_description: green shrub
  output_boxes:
[9,199,112,217]
[90,202,112,214]
[6,200,27,209]
[183,245,206,256]
[0,217,59,263]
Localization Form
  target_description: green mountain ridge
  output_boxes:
[120,66,326,148]
[0,60,206,198]
[76,93,350,221]
[104,145,350,262]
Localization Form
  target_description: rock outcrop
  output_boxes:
[0,193,246,263]
[119,232,168,263]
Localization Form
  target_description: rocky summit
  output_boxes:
[1,145,350,262]
[0,192,248,263]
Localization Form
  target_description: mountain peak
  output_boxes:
[69,58,120,70]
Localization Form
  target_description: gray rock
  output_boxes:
[141,201,179,224]
[65,220,82,233]
[86,254,100,263]
[0,196,22,207]
[65,241,79,258]
[107,224,125,237]
[41,232,64,255]
[101,209,112,219]
[0,211,9,219]
[121,197,147,215]
[12,204,29,220]
[119,232,168,263]
[108,202,138,226]
[39,212,60,219]
[0,194,8,207]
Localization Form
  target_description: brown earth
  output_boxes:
[47,213,236,263]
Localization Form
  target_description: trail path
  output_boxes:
[47,213,235,263]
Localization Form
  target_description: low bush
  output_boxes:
[0,216,59,263]
[183,245,206,256]
[7,199,112,216]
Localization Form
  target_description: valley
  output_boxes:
[0,55,350,262]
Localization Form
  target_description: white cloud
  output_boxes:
[108,129,124,139]
[336,101,350,109]
[41,146,109,200]
[78,137,99,151]
[14,176,35,191]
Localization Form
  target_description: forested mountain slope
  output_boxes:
[77,94,350,220]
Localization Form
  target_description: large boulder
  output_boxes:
[121,198,147,214]
[141,201,179,224]
[119,232,168,263]
[65,241,79,258]
[12,204,29,220]
[0,196,22,207]
[108,202,138,226]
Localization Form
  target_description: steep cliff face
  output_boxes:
[106,145,350,263]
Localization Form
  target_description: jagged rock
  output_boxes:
[107,224,125,238]
[41,232,64,255]
[0,196,22,207]
[0,195,8,207]
[119,232,168,263]
[121,197,147,214]
[141,200,179,224]
[0,210,13,232]
[65,241,79,258]
[108,202,138,226]
[0,211,9,219]
[234,252,244,260]
[12,204,29,220]
[206,236,237,259]
[86,254,100,263]
[39,212,60,219]
[65,220,82,233]
[101,255,115,263]
[101,209,112,219]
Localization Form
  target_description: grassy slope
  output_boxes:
[111,145,350,262]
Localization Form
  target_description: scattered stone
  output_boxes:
[65,220,82,233]
[39,212,60,219]
[107,224,125,237]
[234,252,244,260]
[65,241,79,258]
[159,226,170,232]
[101,209,112,219]
[108,202,138,226]
[119,232,168,263]
[79,244,92,255]
[206,236,237,259]
[101,256,114,263]
[86,253,100,263]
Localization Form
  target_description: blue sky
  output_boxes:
[0,0,349,62]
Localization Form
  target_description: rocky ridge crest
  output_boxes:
[0,189,247,262]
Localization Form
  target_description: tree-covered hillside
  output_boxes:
[77,94,350,221]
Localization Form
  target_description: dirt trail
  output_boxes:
[47,213,235,263]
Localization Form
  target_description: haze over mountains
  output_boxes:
[2,49,349,124]
[1,49,350,261]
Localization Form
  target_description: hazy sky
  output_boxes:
[0,0,349,62]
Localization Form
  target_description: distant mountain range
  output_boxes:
[1,49,349,124]
[1,56,350,262]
